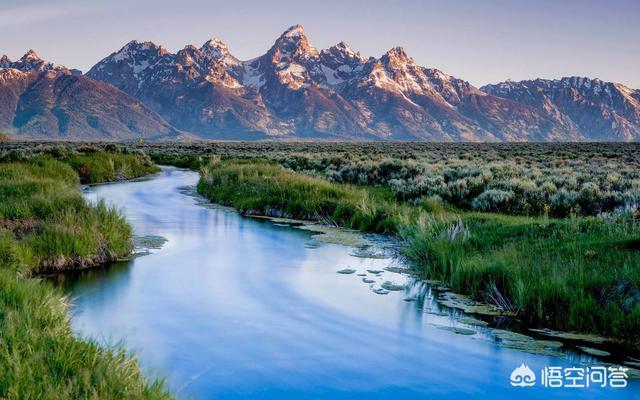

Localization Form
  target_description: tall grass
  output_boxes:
[199,158,640,346]
[197,159,416,233]
[400,214,640,341]
[62,151,159,183]
[0,154,171,399]
[0,158,132,274]
[0,269,171,399]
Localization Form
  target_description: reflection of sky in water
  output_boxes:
[59,168,638,399]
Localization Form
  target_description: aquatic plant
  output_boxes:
[198,158,640,347]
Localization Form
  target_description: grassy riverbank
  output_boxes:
[198,158,640,346]
[0,154,171,398]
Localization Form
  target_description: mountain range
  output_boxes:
[1,25,639,141]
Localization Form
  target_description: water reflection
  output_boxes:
[52,167,638,399]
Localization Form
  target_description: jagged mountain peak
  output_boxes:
[484,76,627,99]
[200,38,240,66]
[270,24,318,59]
[201,38,228,56]
[78,26,640,142]
[123,39,164,50]
[281,24,305,38]
[323,41,368,63]
[0,50,68,73]
[22,49,42,61]
[482,77,640,141]
[383,46,412,62]
[112,40,170,62]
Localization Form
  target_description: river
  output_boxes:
[53,167,638,399]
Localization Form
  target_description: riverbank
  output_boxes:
[198,158,640,348]
[0,153,171,398]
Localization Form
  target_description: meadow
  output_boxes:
[2,141,639,347]
[0,150,169,399]
[198,158,640,346]
[9,141,638,217]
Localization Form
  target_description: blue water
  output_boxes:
[55,167,639,399]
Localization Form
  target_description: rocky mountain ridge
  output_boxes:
[2,25,638,141]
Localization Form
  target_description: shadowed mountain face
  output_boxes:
[2,25,639,141]
[482,78,640,141]
[0,51,177,140]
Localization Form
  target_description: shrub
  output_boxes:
[472,190,515,212]
[578,182,603,215]
[550,190,579,217]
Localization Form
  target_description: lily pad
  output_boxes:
[381,281,405,291]
[362,278,375,284]
[458,316,489,327]
[133,235,167,250]
[438,326,477,336]
[373,288,389,295]
[578,346,611,357]
[366,269,384,274]
[528,328,615,344]
[500,341,565,358]
[351,248,390,259]
[299,224,371,247]
[534,340,564,349]
[336,268,356,274]
[437,292,510,316]
[492,329,534,342]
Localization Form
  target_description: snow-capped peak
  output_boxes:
[282,24,305,38]
[22,49,42,61]
[324,41,367,63]
[270,24,319,59]
[2,50,68,73]
[111,40,169,64]
[201,38,228,57]
[383,46,413,64]
[200,38,240,66]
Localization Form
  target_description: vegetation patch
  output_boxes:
[437,326,477,336]
[196,157,640,347]
[0,153,170,399]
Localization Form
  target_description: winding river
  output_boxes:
[53,167,638,399]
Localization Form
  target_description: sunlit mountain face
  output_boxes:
[1,25,639,141]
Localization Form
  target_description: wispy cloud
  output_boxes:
[0,2,93,29]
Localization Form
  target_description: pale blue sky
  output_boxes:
[1,0,638,88]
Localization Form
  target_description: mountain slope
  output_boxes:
[3,26,639,141]
[88,25,575,141]
[482,77,640,141]
[0,51,178,140]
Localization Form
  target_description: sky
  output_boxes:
[1,0,638,88]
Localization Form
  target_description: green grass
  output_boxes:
[62,151,160,184]
[0,154,172,399]
[198,158,640,346]
[0,158,133,274]
[0,269,171,399]
[197,158,417,234]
